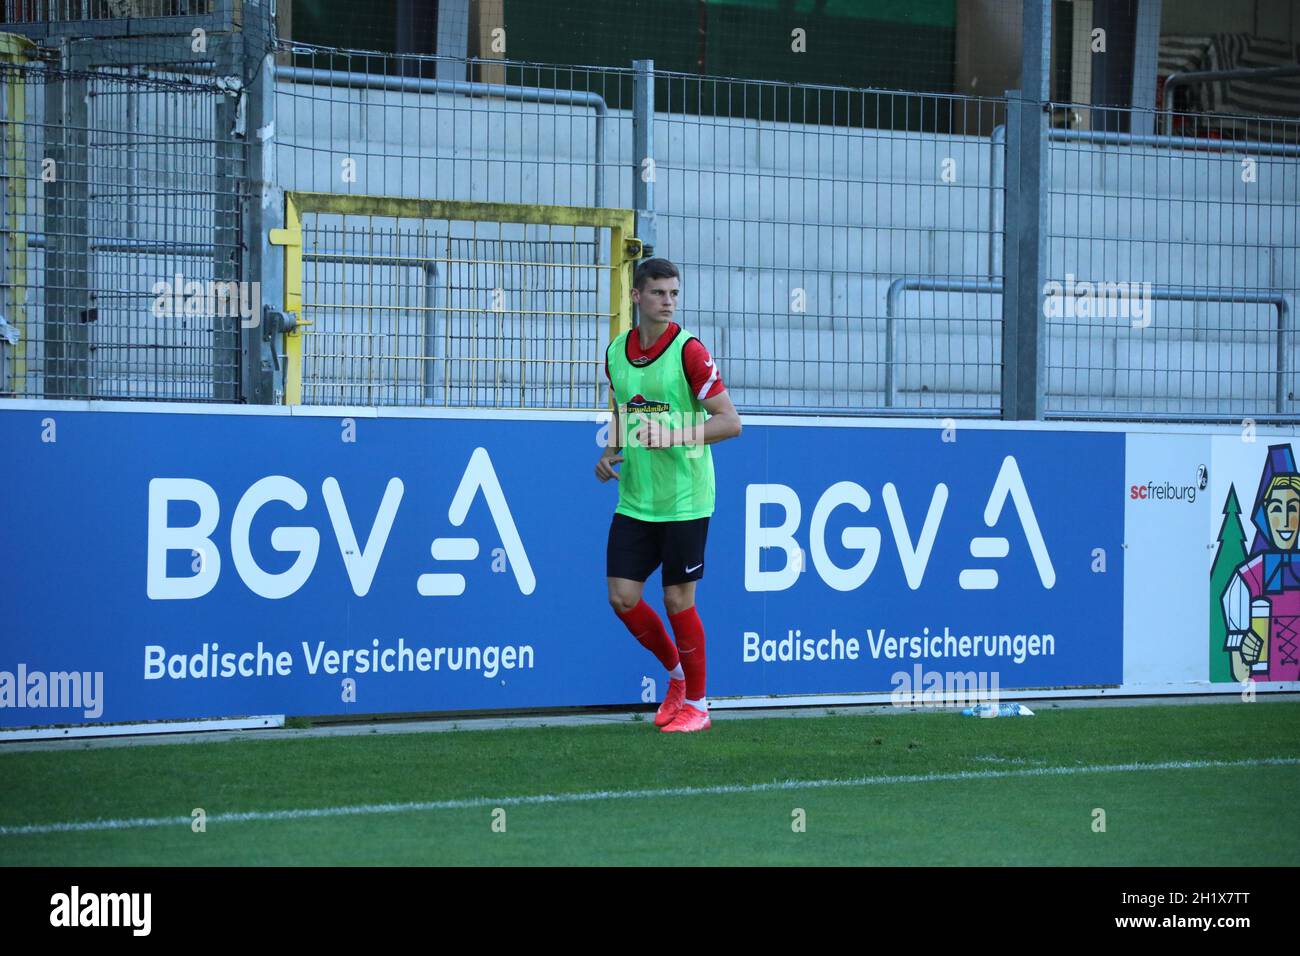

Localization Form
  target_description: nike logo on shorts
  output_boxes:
[685,563,703,573]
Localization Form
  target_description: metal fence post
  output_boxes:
[1001,0,1050,421]
[214,31,242,402]
[42,37,91,399]
[1129,0,1162,136]
[0,34,35,398]
[243,0,284,404]
[632,59,655,259]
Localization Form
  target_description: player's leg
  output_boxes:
[662,580,696,615]
[606,575,645,613]
[660,518,711,733]
[606,514,681,682]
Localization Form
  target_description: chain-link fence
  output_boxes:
[0,37,246,401]
[274,48,637,409]
[3,3,1299,422]
[296,207,615,409]
[1044,103,1300,420]
[276,43,1300,421]
[275,45,1010,416]
[652,72,1006,415]
[275,46,632,208]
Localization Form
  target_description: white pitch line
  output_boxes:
[3,756,1297,837]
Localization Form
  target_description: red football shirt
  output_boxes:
[604,322,726,401]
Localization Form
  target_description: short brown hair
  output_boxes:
[634,257,680,290]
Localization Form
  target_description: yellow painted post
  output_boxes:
[608,216,640,431]
[607,224,624,428]
[0,34,35,394]
[609,224,628,349]
[268,193,305,404]
[609,209,638,344]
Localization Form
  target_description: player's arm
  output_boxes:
[639,391,740,448]
[596,369,623,481]
[640,339,741,448]
[675,389,742,446]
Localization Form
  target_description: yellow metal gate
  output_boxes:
[270,192,640,410]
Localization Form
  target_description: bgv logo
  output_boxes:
[146,447,534,600]
[745,455,1054,592]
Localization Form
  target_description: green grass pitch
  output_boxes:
[1,701,1297,866]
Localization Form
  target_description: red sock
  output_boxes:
[668,606,706,699]
[616,599,680,671]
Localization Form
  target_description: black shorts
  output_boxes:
[607,512,710,586]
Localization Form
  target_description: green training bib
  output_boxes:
[606,326,716,521]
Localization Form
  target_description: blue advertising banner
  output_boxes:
[0,407,1124,727]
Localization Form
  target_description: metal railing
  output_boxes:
[644,70,1008,417]
[1040,104,1299,420]
[1162,65,1300,136]
[887,278,1292,417]
[278,64,610,210]
[275,45,630,210]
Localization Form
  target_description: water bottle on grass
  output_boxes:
[961,702,1034,717]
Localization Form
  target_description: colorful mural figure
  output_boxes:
[1211,444,1300,683]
